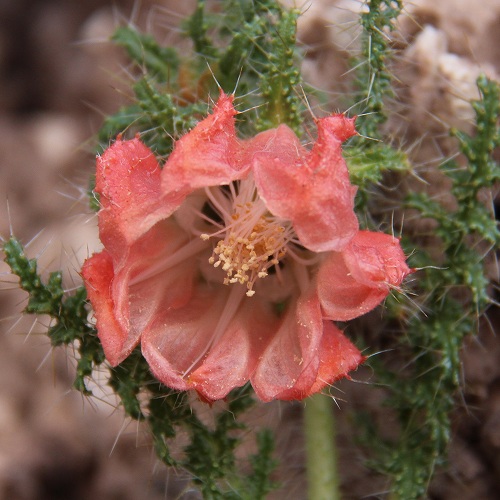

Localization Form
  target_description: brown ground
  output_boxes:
[0,1,498,498]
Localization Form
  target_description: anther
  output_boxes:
[199,181,294,296]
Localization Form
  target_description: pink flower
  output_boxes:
[82,92,411,402]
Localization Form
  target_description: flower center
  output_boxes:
[200,180,293,297]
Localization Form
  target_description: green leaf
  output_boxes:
[112,26,179,82]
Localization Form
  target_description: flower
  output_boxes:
[82,92,411,402]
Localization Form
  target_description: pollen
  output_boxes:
[200,182,293,296]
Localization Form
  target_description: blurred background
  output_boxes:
[0,0,499,498]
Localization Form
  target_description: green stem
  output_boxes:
[304,393,340,500]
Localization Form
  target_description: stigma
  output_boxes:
[200,179,293,296]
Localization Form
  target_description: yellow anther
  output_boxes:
[200,185,293,297]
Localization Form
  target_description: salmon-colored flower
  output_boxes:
[82,93,411,402]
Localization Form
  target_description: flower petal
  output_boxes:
[83,219,198,366]
[186,320,253,401]
[82,250,137,366]
[307,321,365,395]
[343,231,412,287]
[251,289,324,402]
[112,219,195,327]
[142,280,289,401]
[141,286,235,393]
[252,115,359,252]
[161,92,247,200]
[187,295,281,401]
[318,231,411,321]
[96,137,177,254]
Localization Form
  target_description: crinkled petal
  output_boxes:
[83,219,198,366]
[342,231,412,287]
[318,231,411,321]
[111,219,195,329]
[141,286,240,394]
[96,137,178,255]
[161,92,247,200]
[82,251,137,366]
[307,321,365,395]
[186,320,253,401]
[252,115,359,252]
[251,289,324,402]
[142,279,296,401]
[317,252,386,321]
[187,294,281,401]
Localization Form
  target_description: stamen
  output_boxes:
[130,237,208,286]
[200,180,294,296]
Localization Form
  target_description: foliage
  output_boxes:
[385,75,499,499]
[350,1,499,494]
[353,0,402,139]
[3,238,105,394]
[98,0,304,158]
[345,0,410,207]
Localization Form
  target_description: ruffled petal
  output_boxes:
[161,92,248,200]
[142,281,290,401]
[83,219,199,367]
[307,321,365,395]
[252,115,359,252]
[342,231,412,288]
[251,289,324,402]
[318,231,411,321]
[141,286,236,393]
[111,219,196,330]
[187,321,253,401]
[82,250,138,366]
[187,295,280,401]
[96,137,178,254]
